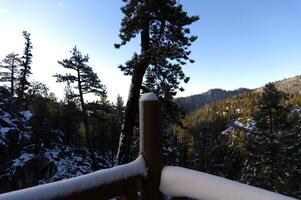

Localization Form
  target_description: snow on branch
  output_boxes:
[159,166,297,200]
[0,155,146,200]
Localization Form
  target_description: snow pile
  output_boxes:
[20,111,33,121]
[160,166,297,200]
[221,118,255,135]
[0,155,146,200]
[42,146,93,183]
[10,153,35,173]
[0,101,32,147]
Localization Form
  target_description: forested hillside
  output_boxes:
[172,81,301,198]
[274,75,301,95]
[176,88,251,113]
[176,75,301,114]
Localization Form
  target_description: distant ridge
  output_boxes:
[274,75,301,95]
[176,88,251,112]
[177,74,301,113]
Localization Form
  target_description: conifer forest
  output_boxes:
[0,0,300,199]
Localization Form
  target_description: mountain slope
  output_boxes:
[176,88,251,112]
[177,74,301,114]
[274,75,301,94]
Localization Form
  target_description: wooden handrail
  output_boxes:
[0,156,146,200]
[160,166,297,200]
[56,175,142,200]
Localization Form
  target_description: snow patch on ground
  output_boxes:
[221,118,255,135]
[20,111,32,121]
[42,147,93,183]
[10,153,35,173]
[0,112,16,126]
[0,127,10,135]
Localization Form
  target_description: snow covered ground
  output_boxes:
[221,118,255,136]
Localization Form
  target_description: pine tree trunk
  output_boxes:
[19,58,28,100]
[77,69,97,170]
[83,115,97,169]
[10,59,14,95]
[117,70,146,164]
[117,18,150,164]
[66,108,71,146]
[269,108,273,135]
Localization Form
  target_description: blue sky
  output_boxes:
[0,0,301,101]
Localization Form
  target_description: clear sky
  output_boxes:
[0,0,301,102]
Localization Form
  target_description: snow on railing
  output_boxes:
[160,166,297,200]
[0,155,146,200]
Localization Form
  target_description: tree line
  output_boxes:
[0,31,125,169]
[173,84,301,198]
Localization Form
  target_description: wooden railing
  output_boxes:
[0,156,146,200]
[0,93,297,200]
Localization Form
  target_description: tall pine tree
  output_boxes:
[17,31,33,100]
[0,53,21,95]
[54,46,106,169]
[242,83,300,196]
[115,0,199,164]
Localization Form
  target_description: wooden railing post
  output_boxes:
[139,93,163,200]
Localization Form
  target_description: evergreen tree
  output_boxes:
[223,128,246,180]
[116,0,199,164]
[115,94,125,128]
[279,109,301,198]
[242,83,299,195]
[113,95,124,163]
[28,81,49,98]
[0,53,21,95]
[61,83,82,146]
[17,31,33,100]
[54,46,106,169]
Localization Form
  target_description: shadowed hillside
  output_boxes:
[176,88,251,113]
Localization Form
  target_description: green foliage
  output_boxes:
[54,46,106,100]
[183,91,259,129]
[54,46,107,169]
[173,90,257,177]
[17,31,33,100]
[223,128,247,179]
[0,53,21,95]
[117,0,199,96]
[28,81,49,98]
[242,83,301,197]
[174,84,300,197]
[288,93,301,106]
[253,83,288,132]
